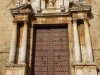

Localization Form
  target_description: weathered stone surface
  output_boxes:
[0,0,100,75]
[0,53,9,75]
[0,1,14,75]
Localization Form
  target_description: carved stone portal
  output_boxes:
[5,1,97,75]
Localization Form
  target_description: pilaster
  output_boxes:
[6,20,18,66]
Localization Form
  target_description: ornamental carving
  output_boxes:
[47,0,56,7]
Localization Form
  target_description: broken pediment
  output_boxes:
[9,0,91,16]
[10,3,32,14]
[69,2,91,11]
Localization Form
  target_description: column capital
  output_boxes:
[68,21,72,24]
[83,18,90,26]
[72,18,78,22]
[12,20,18,23]
[23,20,28,23]
[83,18,89,21]
[72,19,78,25]
[68,20,73,26]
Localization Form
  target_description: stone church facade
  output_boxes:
[0,0,100,75]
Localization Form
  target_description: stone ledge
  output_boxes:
[5,62,14,67]
[14,64,26,67]
[86,62,97,66]
[34,12,70,17]
[72,62,97,66]
[5,63,26,67]
[72,62,85,66]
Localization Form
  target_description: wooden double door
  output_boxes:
[32,25,70,75]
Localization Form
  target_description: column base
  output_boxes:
[72,62,85,66]
[5,62,14,67]
[60,5,65,12]
[18,62,26,66]
[37,7,41,13]
[86,62,97,66]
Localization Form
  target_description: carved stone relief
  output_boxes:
[31,0,37,12]
[31,0,70,13]
[46,0,56,8]
[64,0,69,12]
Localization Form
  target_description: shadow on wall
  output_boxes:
[88,11,94,19]
[97,68,100,75]
[31,26,36,75]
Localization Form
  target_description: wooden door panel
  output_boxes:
[33,26,70,75]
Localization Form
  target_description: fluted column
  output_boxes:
[73,20,81,63]
[19,21,28,64]
[84,19,93,62]
[8,21,18,64]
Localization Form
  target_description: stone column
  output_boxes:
[19,21,28,64]
[60,0,64,6]
[84,19,93,62]
[37,0,41,11]
[73,20,81,63]
[22,0,27,4]
[60,0,65,11]
[8,21,18,64]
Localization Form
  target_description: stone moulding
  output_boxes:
[5,1,98,75]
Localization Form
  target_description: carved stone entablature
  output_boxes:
[15,14,29,21]
[32,16,71,24]
[10,3,32,21]
[72,12,88,20]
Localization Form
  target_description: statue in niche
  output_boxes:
[16,0,27,6]
[47,0,56,8]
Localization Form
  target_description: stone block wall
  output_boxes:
[89,0,100,74]
[0,0,14,75]
[0,0,100,75]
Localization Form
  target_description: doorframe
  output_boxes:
[30,23,74,75]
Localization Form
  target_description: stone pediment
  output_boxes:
[69,2,91,11]
[9,1,91,17]
[10,3,32,14]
